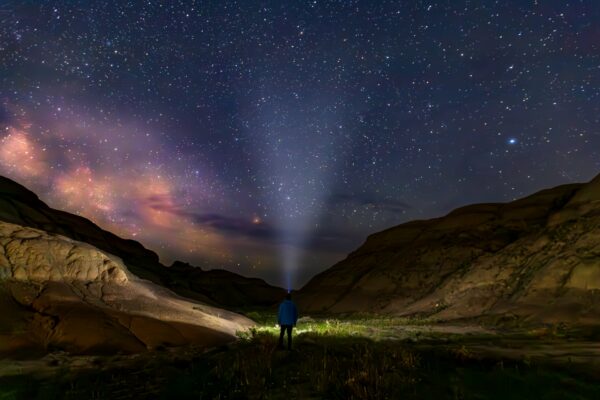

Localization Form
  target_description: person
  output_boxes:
[277,292,298,350]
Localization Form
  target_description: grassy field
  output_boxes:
[1,314,599,399]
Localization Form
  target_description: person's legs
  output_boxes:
[278,325,286,348]
[286,325,293,350]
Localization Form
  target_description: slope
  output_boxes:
[298,174,600,326]
[0,221,253,357]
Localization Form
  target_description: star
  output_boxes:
[0,0,598,288]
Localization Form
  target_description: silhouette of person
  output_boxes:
[277,292,298,350]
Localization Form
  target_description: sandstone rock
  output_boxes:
[0,221,253,356]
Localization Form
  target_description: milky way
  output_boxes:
[1,1,599,287]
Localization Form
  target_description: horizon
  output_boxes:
[1,1,599,288]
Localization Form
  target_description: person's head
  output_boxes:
[285,292,292,301]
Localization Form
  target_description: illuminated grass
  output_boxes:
[244,319,372,339]
[242,311,439,342]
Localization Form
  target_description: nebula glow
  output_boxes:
[0,126,48,179]
[0,116,232,262]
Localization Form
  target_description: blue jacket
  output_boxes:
[278,300,298,326]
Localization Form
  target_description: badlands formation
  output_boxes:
[0,221,253,356]
[298,173,600,327]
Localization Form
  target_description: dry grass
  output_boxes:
[182,330,423,399]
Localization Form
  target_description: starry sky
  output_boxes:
[1,1,599,288]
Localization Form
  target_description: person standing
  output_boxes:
[277,293,298,350]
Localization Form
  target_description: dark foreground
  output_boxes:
[1,318,600,399]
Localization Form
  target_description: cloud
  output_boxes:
[0,127,49,179]
[192,213,278,239]
[147,199,354,253]
[147,200,279,240]
[195,212,354,253]
[330,193,411,213]
[303,226,357,253]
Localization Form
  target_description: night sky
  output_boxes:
[1,1,599,288]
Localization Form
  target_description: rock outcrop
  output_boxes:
[0,221,253,357]
[298,174,600,326]
[0,176,285,308]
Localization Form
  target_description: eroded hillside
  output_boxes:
[0,221,252,356]
[298,174,600,326]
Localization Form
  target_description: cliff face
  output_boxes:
[298,174,600,326]
[0,176,284,308]
[0,221,252,356]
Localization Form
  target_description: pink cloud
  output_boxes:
[0,127,48,179]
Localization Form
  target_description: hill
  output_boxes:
[298,174,600,326]
[0,221,252,356]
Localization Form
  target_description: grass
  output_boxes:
[242,311,442,341]
[1,314,600,399]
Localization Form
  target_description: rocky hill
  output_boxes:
[0,221,252,357]
[297,174,600,326]
[0,176,284,308]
